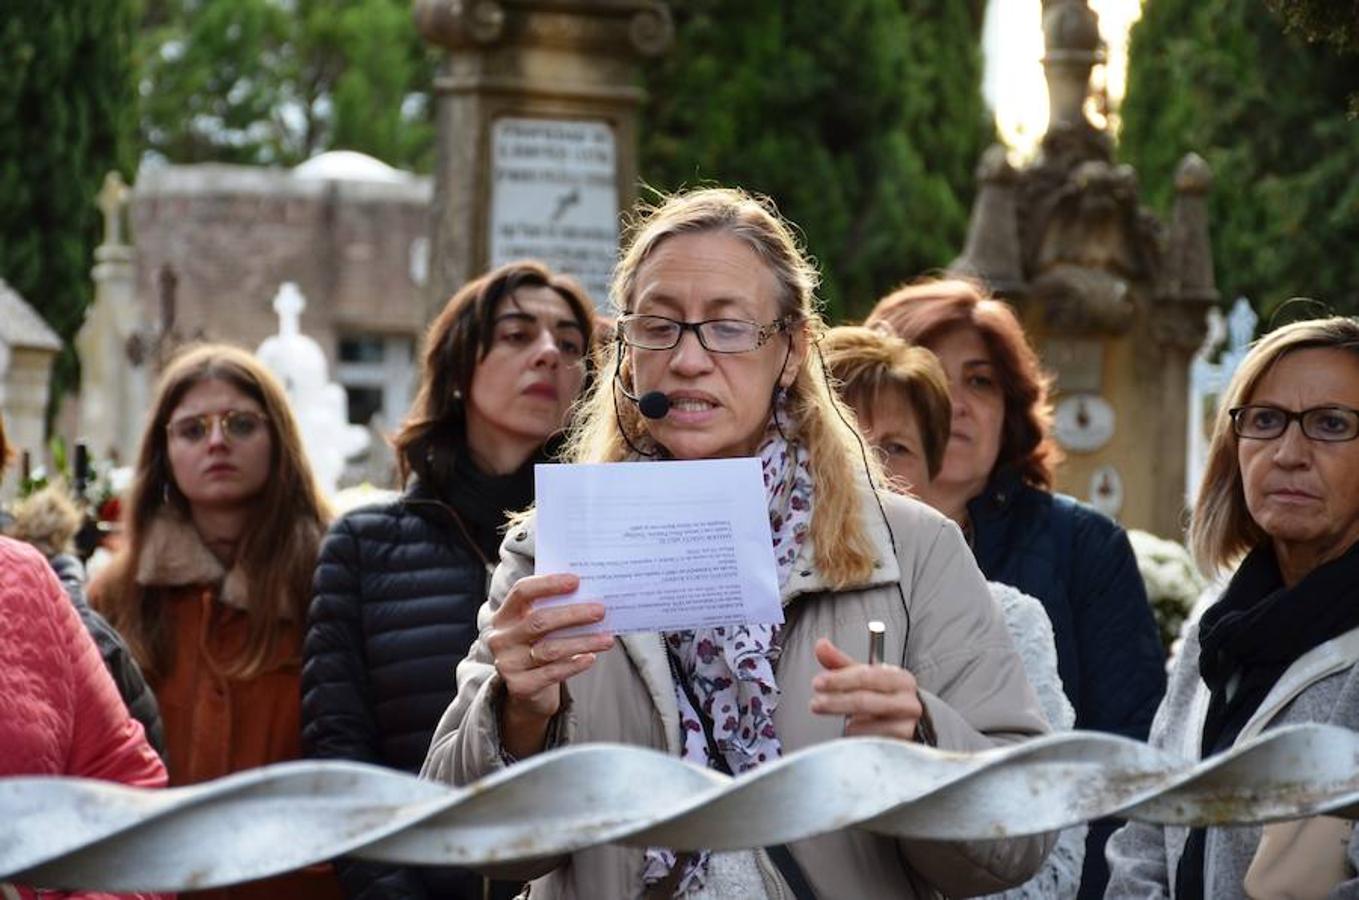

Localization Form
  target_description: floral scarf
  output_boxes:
[642,418,814,894]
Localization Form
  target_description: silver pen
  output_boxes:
[867,620,886,666]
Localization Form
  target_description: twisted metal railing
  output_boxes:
[5,724,1359,892]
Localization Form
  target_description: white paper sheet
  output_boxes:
[534,458,783,634]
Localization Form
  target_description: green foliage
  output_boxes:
[1120,0,1359,319]
[0,0,138,416]
[1266,0,1359,55]
[139,0,437,169]
[639,0,990,322]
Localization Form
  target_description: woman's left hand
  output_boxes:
[809,637,923,741]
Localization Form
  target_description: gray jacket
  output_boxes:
[423,488,1053,899]
[987,583,1084,900]
[1105,622,1359,897]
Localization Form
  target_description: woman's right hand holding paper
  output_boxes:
[487,573,614,759]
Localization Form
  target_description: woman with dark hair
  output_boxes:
[1108,316,1359,897]
[866,278,1165,897]
[92,343,338,900]
[303,260,595,900]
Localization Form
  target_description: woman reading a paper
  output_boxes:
[423,187,1051,899]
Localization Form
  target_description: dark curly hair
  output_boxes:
[392,260,596,490]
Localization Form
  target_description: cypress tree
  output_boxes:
[639,0,990,321]
[1119,0,1359,317]
[0,0,138,411]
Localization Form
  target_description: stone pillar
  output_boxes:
[415,0,672,315]
[77,172,149,465]
[950,145,1024,296]
[1149,154,1219,527]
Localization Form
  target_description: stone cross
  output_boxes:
[96,171,129,248]
[272,282,306,338]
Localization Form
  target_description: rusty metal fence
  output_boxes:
[5,724,1359,892]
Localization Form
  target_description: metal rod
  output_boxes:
[867,620,886,666]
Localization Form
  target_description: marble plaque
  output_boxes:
[489,118,619,305]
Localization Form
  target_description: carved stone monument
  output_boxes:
[77,171,150,465]
[0,279,63,502]
[952,0,1218,538]
[414,0,673,313]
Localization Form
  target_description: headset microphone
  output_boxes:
[620,383,670,420]
[612,363,671,420]
[637,391,670,420]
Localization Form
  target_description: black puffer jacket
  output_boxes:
[49,554,167,759]
[303,481,505,900]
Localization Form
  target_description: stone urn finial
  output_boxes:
[1042,0,1105,132]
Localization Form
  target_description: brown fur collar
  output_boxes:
[136,510,251,612]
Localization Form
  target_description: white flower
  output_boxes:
[1128,529,1206,652]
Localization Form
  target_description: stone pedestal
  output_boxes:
[415,0,672,314]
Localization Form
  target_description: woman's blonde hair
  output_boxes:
[95,343,332,679]
[565,187,882,587]
[1191,315,1359,575]
[821,326,953,480]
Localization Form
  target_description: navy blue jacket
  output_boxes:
[303,483,497,900]
[968,469,1166,899]
[968,469,1165,738]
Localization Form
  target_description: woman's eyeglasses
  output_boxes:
[166,410,268,444]
[1229,404,1359,442]
[616,314,791,354]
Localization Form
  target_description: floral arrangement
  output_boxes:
[1127,528,1207,652]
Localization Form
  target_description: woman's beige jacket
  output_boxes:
[423,488,1053,899]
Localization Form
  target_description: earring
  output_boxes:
[452,389,463,401]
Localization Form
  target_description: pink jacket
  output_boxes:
[0,536,170,900]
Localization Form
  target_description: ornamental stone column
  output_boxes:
[950,0,1217,538]
[414,0,673,315]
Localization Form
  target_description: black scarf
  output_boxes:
[1175,539,1359,899]
[430,436,562,564]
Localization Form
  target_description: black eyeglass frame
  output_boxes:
[615,314,795,354]
[1227,404,1359,442]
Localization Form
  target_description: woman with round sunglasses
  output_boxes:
[93,343,339,900]
[422,189,1051,899]
[1108,317,1359,898]
[304,261,595,900]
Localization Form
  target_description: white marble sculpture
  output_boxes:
[256,282,369,496]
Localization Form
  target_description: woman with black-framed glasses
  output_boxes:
[422,188,1051,899]
[1108,316,1359,898]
